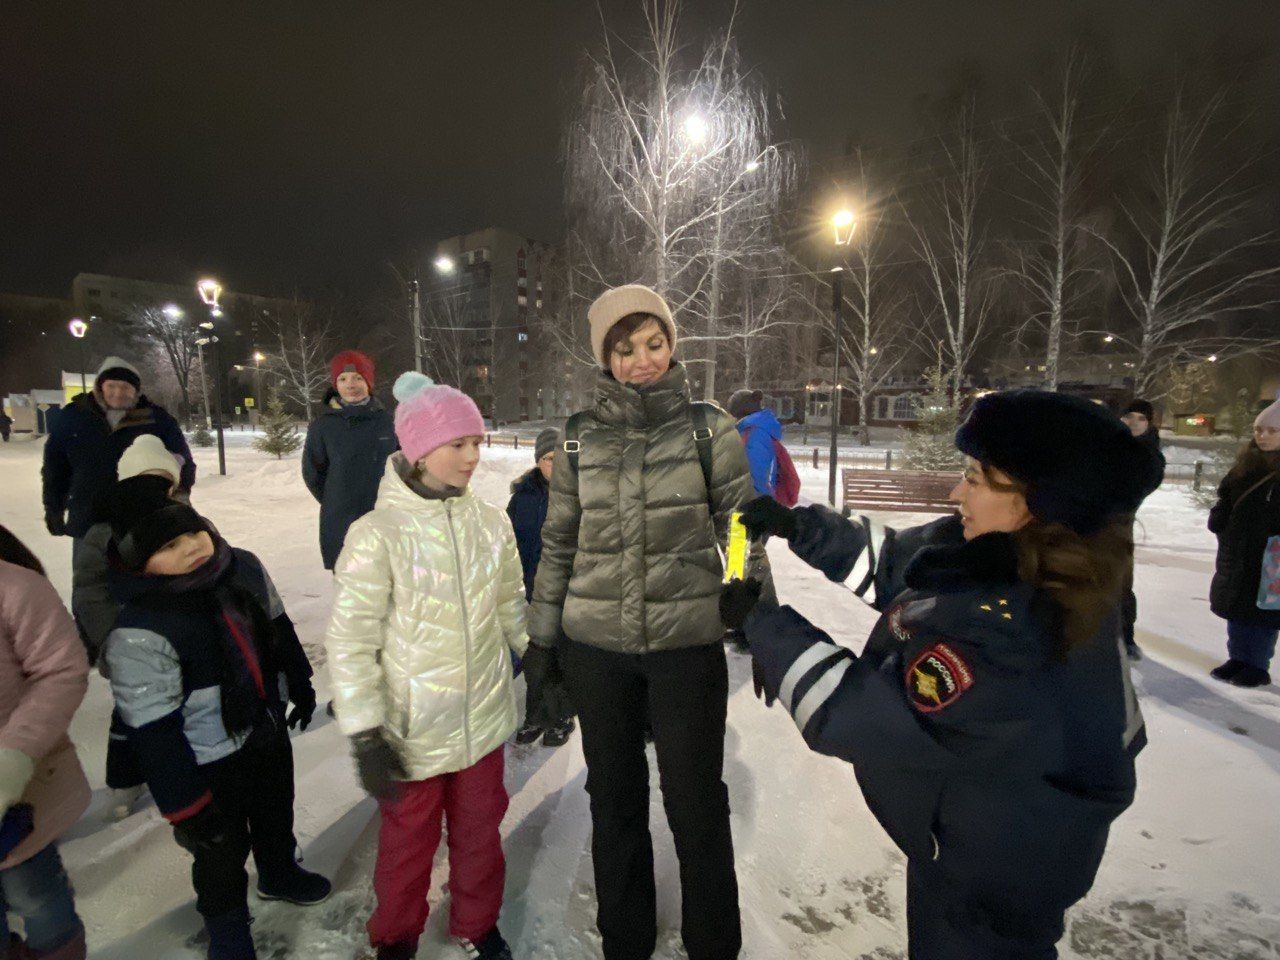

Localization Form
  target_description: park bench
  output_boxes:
[841,467,956,517]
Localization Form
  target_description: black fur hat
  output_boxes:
[955,390,1164,535]
[1122,398,1155,421]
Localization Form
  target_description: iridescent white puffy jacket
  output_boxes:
[324,454,529,779]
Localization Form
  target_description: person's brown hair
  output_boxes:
[0,523,46,576]
[1225,440,1275,486]
[602,313,670,369]
[981,464,1131,654]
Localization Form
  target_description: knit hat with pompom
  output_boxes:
[392,372,486,463]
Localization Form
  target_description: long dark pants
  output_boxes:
[175,728,299,921]
[559,637,740,960]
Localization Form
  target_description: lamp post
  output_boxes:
[197,278,227,476]
[829,209,856,505]
[68,319,89,394]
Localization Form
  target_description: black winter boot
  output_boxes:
[256,865,332,905]
[375,942,416,960]
[456,928,512,960]
[514,720,544,745]
[542,718,575,747]
[1228,665,1272,688]
[206,906,256,960]
[1210,659,1247,682]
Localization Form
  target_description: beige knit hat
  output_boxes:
[587,284,678,368]
[117,434,182,483]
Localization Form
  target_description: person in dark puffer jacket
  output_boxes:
[1118,399,1165,661]
[722,390,1160,960]
[101,486,328,960]
[507,428,574,748]
[302,350,398,571]
[1207,398,1280,688]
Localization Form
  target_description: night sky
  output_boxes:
[3,0,1277,300]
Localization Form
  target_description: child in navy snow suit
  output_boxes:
[507,428,575,747]
[722,390,1162,960]
[102,485,328,960]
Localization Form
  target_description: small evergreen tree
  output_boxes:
[253,389,302,460]
[903,360,964,472]
[191,423,214,447]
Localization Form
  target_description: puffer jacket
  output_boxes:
[1208,447,1280,627]
[529,363,755,654]
[325,454,528,780]
[0,560,91,869]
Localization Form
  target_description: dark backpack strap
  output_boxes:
[563,411,586,478]
[689,402,716,497]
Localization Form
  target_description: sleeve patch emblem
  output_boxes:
[906,642,974,712]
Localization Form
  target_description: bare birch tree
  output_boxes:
[261,300,334,419]
[121,304,200,417]
[907,100,996,396]
[1088,91,1280,396]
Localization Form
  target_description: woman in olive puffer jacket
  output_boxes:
[527,285,758,960]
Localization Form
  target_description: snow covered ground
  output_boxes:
[1,431,1278,959]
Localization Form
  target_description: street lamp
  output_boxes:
[684,112,710,144]
[828,209,856,506]
[433,255,455,274]
[68,319,89,394]
[163,303,182,319]
[196,279,227,475]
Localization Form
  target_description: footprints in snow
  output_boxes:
[778,869,898,941]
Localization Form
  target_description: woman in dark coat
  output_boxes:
[722,391,1162,960]
[506,429,574,747]
[302,351,398,570]
[1207,399,1280,688]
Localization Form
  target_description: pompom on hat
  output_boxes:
[392,372,486,463]
[955,390,1165,535]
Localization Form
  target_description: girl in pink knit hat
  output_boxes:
[324,373,527,960]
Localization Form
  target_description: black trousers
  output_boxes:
[559,637,741,960]
[177,727,299,921]
[106,710,145,790]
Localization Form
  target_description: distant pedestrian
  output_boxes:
[1118,399,1166,660]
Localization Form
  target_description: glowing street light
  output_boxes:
[434,255,456,274]
[1207,354,1218,363]
[832,209,856,246]
[684,113,710,144]
[253,351,266,363]
[68,319,89,393]
[163,304,183,319]
[744,159,761,173]
[197,278,222,307]
[68,319,87,338]
[1103,334,1115,344]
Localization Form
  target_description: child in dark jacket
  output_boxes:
[506,428,575,747]
[101,484,328,960]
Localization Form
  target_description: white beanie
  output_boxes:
[95,356,143,390]
[587,284,678,368]
[1256,399,1280,433]
[117,434,182,483]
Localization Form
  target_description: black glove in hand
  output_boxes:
[740,497,797,542]
[44,512,67,538]
[521,642,560,692]
[173,801,234,854]
[287,685,317,731]
[351,730,407,801]
[719,578,763,633]
[752,659,777,708]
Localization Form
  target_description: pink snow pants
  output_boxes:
[367,747,508,948]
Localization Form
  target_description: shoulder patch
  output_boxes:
[906,642,974,712]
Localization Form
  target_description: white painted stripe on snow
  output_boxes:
[779,642,843,712]
[794,657,854,735]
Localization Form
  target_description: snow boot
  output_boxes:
[514,720,544,745]
[1124,642,1142,662]
[455,928,512,960]
[256,865,332,905]
[373,942,416,960]
[108,785,146,821]
[542,718,575,748]
[205,906,256,960]
[1210,659,1247,682]
[1228,665,1272,688]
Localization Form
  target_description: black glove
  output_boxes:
[719,578,763,633]
[44,512,67,538]
[521,643,561,692]
[740,496,797,542]
[351,730,407,801]
[287,684,317,731]
[752,659,776,708]
[172,801,234,854]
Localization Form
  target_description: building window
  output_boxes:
[892,394,915,420]
[876,396,891,420]
[517,331,528,342]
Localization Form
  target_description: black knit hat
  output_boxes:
[104,481,207,570]
[1122,398,1155,421]
[955,390,1164,535]
[727,389,763,419]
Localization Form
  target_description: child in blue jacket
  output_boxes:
[722,391,1161,960]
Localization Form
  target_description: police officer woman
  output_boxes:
[721,390,1161,960]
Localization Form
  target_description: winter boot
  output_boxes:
[109,785,146,821]
[542,718,575,748]
[455,928,512,960]
[1210,659,1248,682]
[514,720,544,745]
[256,865,332,905]
[373,942,416,960]
[205,906,256,960]
[1228,665,1272,688]
[1125,642,1143,662]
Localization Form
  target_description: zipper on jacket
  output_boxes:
[445,501,474,767]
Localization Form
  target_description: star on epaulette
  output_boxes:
[979,598,1014,620]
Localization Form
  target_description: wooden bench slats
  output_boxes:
[841,467,955,516]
